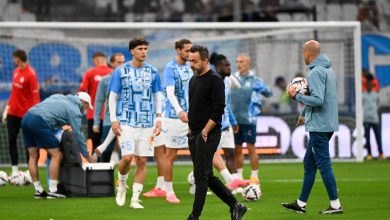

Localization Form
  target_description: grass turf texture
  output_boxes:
[0,161,389,220]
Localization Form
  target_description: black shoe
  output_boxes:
[187,214,199,220]
[47,191,66,199]
[319,206,343,214]
[282,200,306,214]
[230,202,247,220]
[34,190,48,199]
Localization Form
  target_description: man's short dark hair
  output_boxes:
[210,52,227,67]
[175,39,192,50]
[110,53,123,63]
[129,36,149,51]
[92,51,106,59]
[12,49,27,62]
[189,45,209,61]
[275,76,286,86]
[366,73,374,81]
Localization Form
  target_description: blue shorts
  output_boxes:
[234,124,257,145]
[22,112,60,149]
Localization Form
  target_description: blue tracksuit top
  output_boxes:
[295,53,339,132]
[94,73,112,127]
[28,94,89,157]
[231,71,272,125]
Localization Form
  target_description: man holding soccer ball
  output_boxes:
[283,40,343,214]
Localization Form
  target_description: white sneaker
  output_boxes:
[116,188,126,207]
[130,200,144,209]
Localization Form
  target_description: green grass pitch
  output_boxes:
[1,160,389,220]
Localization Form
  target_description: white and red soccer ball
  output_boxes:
[289,77,309,95]
[242,184,262,202]
[0,171,9,186]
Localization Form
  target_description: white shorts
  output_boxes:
[153,131,165,147]
[118,125,154,157]
[162,118,188,149]
[218,128,235,149]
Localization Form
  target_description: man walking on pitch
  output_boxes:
[187,45,246,220]
[283,40,343,214]
[109,36,163,209]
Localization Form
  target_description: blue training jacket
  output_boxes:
[28,94,89,157]
[94,74,112,127]
[295,53,339,132]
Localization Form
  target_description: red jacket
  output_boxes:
[8,64,40,118]
[78,65,112,119]
[362,75,380,92]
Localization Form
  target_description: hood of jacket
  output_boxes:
[309,53,332,70]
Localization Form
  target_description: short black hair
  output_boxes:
[175,39,192,49]
[366,73,374,81]
[92,51,106,59]
[209,52,227,67]
[275,76,286,85]
[189,45,209,60]
[110,53,123,63]
[129,36,149,51]
[12,49,27,62]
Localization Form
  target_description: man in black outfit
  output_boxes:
[187,45,247,220]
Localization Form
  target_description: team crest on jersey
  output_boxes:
[20,77,24,83]
[143,69,151,80]
[132,78,145,91]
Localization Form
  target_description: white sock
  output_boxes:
[297,199,306,207]
[237,168,243,179]
[131,183,143,202]
[165,181,174,196]
[231,173,239,179]
[11,166,19,175]
[33,181,44,193]
[330,199,341,209]
[118,171,129,190]
[49,179,58,193]
[97,128,115,153]
[156,176,165,190]
[110,151,119,165]
[250,170,258,179]
[220,169,233,184]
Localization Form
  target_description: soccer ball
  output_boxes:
[22,170,33,185]
[0,171,9,186]
[10,171,26,186]
[289,77,309,95]
[187,171,195,185]
[241,184,261,202]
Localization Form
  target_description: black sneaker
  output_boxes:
[282,200,306,214]
[47,191,66,199]
[319,206,343,214]
[230,202,247,220]
[34,190,48,199]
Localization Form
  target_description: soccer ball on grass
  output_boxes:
[242,184,261,202]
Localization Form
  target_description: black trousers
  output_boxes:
[87,119,102,151]
[7,114,28,165]
[188,132,236,217]
[364,122,383,155]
